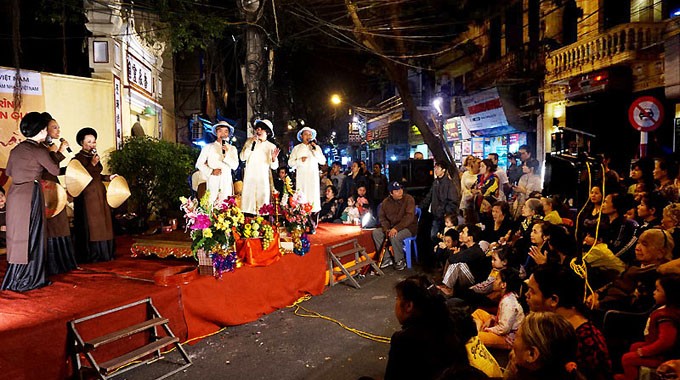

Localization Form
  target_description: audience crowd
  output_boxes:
[318,148,680,379]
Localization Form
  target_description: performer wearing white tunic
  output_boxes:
[196,121,239,205]
[288,127,326,233]
[240,119,280,214]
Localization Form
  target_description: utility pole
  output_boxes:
[238,0,266,134]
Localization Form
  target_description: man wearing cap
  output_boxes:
[240,119,280,215]
[373,181,417,271]
[288,126,326,233]
[196,121,239,204]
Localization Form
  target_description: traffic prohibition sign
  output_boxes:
[628,96,664,132]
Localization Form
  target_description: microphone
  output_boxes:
[310,140,317,149]
[92,148,97,155]
[222,138,227,154]
[251,139,256,152]
[59,138,72,153]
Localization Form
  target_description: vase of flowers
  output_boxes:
[260,190,312,256]
[180,193,243,277]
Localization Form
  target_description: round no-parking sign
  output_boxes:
[628,96,664,132]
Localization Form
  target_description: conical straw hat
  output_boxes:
[107,176,131,208]
[40,180,67,218]
[65,160,92,197]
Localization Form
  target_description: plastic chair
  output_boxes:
[403,207,422,268]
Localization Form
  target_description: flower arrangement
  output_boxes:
[260,190,312,256]
[180,192,276,276]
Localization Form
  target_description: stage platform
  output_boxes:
[0,224,376,379]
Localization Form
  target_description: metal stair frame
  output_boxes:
[69,297,192,380]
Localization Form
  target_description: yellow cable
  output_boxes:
[287,294,391,343]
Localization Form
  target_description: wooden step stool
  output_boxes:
[327,238,384,288]
[69,298,191,380]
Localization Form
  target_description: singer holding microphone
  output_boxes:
[240,119,280,215]
[72,127,117,263]
[288,127,326,234]
[41,113,77,275]
[195,121,239,204]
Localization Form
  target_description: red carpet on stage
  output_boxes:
[0,223,375,379]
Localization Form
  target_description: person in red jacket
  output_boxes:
[616,274,680,380]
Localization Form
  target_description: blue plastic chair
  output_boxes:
[403,207,422,269]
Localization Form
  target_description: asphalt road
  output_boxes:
[122,267,413,380]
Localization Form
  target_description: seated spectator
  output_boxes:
[601,192,639,265]
[319,185,340,223]
[438,224,490,296]
[525,266,613,380]
[505,311,585,380]
[472,268,525,350]
[449,245,511,311]
[434,228,459,269]
[581,225,626,289]
[372,181,417,271]
[339,196,360,225]
[588,229,673,313]
[654,156,679,203]
[662,202,680,258]
[577,186,604,242]
[527,223,579,272]
[522,221,551,278]
[509,198,543,269]
[482,201,514,245]
[541,196,563,225]
[436,213,458,241]
[615,274,680,380]
[385,275,474,380]
[636,191,668,236]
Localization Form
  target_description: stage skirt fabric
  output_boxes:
[46,236,77,275]
[1,183,49,292]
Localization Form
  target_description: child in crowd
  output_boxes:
[434,228,459,269]
[472,268,525,349]
[616,275,680,380]
[340,196,360,225]
[468,245,509,297]
[436,213,457,241]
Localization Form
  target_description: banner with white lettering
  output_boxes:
[0,68,45,172]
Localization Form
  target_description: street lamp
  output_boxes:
[330,94,342,105]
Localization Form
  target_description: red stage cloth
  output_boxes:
[0,225,376,378]
[0,267,187,379]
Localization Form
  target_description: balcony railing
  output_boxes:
[546,22,665,83]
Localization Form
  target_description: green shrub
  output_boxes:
[108,136,199,220]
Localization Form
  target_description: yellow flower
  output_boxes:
[202,228,213,238]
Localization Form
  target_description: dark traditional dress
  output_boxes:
[2,140,59,292]
[41,146,77,275]
[72,150,115,263]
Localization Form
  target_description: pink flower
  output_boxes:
[190,214,211,230]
